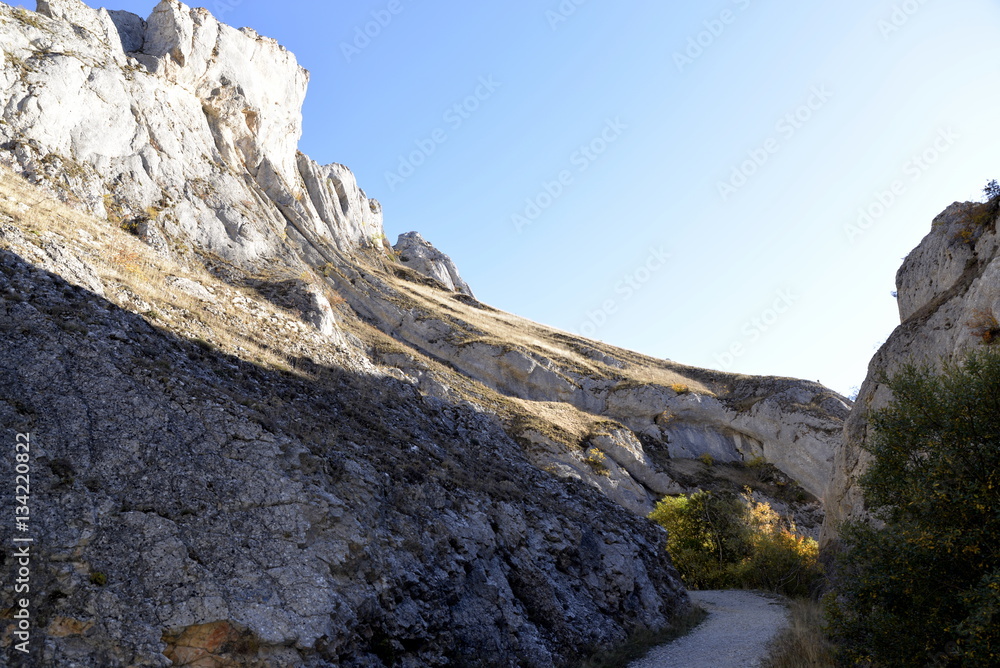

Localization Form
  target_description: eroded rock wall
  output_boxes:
[823,201,1000,543]
[0,0,382,267]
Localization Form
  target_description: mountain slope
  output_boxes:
[0,1,847,665]
[0,167,688,666]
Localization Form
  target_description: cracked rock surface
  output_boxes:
[0,246,688,666]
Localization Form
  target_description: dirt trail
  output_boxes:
[629,590,790,668]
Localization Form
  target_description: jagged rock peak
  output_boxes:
[0,0,383,267]
[394,231,474,296]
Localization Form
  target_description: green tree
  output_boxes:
[828,349,1000,666]
[650,491,750,589]
[650,490,820,596]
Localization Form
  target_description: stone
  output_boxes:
[166,275,214,301]
[0,0,381,269]
[823,199,1000,544]
[394,231,474,296]
[108,9,146,52]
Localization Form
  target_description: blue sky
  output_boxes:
[91,0,1000,396]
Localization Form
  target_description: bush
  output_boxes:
[828,348,1000,666]
[984,179,1000,201]
[763,598,837,668]
[584,448,610,476]
[967,309,1000,345]
[649,489,820,597]
[955,179,1000,244]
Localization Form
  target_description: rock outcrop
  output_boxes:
[332,267,848,510]
[0,0,383,267]
[394,231,474,296]
[823,200,1000,543]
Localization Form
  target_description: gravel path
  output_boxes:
[629,590,790,668]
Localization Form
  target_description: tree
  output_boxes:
[828,349,1000,666]
[984,179,1000,202]
[650,489,820,597]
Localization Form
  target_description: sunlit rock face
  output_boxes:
[823,201,1000,544]
[1,0,382,268]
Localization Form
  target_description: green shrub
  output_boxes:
[584,448,610,476]
[828,348,1000,666]
[954,179,1000,244]
[649,489,820,597]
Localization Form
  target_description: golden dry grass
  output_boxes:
[0,164,727,472]
[0,165,321,375]
[762,598,837,668]
[385,275,714,394]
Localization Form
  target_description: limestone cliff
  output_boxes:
[823,200,1000,543]
[0,0,383,267]
[0,1,848,665]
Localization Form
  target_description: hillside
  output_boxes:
[0,1,848,665]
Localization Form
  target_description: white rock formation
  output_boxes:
[0,0,383,267]
[395,231,474,296]
[340,277,847,505]
[823,200,1000,543]
[0,0,845,537]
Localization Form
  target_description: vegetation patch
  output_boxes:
[762,598,837,668]
[967,308,1000,345]
[579,606,708,668]
[954,179,1000,244]
[13,8,45,30]
[828,348,1000,666]
[583,447,610,476]
[650,489,821,597]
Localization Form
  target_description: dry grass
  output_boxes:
[0,165,320,375]
[762,598,837,668]
[0,164,731,487]
[967,309,1000,345]
[385,274,714,393]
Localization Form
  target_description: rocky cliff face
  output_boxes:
[0,169,688,666]
[0,0,383,267]
[823,200,1000,543]
[1,1,847,665]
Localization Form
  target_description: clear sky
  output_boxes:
[91,0,1000,397]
